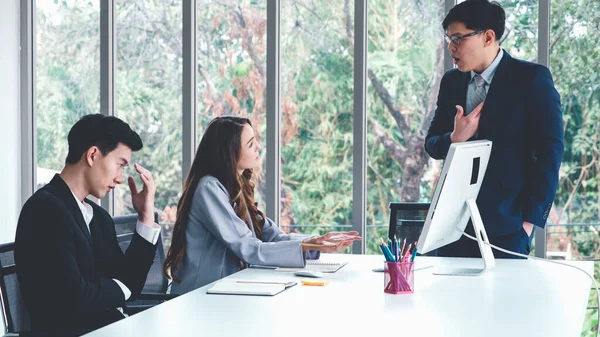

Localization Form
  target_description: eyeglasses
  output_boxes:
[444,30,485,46]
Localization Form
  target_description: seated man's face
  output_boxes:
[86,143,132,199]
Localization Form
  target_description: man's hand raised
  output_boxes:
[450,103,483,143]
[128,163,156,225]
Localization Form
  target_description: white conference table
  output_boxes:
[85,254,593,337]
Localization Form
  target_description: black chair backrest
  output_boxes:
[113,213,168,294]
[388,202,431,248]
[0,242,31,334]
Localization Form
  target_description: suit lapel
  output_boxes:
[46,174,93,247]
[479,50,513,140]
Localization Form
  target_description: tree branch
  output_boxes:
[231,6,266,78]
[295,0,346,45]
[370,117,408,163]
[344,0,353,48]
[367,69,412,141]
[419,34,445,140]
[558,159,596,221]
[135,2,182,60]
[198,64,219,102]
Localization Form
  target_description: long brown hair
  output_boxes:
[163,116,265,281]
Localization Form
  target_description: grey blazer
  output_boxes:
[171,175,311,294]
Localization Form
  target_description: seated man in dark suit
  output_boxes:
[16,114,160,335]
[425,0,564,258]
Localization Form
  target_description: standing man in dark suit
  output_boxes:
[16,114,160,335]
[425,0,564,258]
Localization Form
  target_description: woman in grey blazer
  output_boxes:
[164,116,361,294]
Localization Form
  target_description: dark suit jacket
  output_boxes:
[425,50,564,237]
[15,175,157,336]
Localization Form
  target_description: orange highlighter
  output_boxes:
[301,279,330,286]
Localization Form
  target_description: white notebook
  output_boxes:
[275,260,348,273]
[206,280,296,296]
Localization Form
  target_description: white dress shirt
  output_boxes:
[70,191,160,314]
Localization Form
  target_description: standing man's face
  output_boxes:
[446,22,487,72]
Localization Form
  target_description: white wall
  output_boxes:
[0,0,21,244]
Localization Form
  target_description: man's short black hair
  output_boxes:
[65,114,143,165]
[442,0,505,42]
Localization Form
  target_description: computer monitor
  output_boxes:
[416,140,495,276]
[387,203,429,243]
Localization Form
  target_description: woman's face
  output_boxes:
[237,124,262,174]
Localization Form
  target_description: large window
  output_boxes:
[280,0,354,238]
[36,0,100,189]
[549,0,600,261]
[549,2,600,333]
[500,0,537,62]
[115,0,182,249]
[196,0,267,208]
[365,0,446,254]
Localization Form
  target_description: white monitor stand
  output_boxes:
[433,199,495,276]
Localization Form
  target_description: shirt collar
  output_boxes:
[70,190,94,226]
[470,48,504,85]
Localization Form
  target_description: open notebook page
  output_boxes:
[206,280,296,296]
[275,260,348,273]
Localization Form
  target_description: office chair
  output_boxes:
[0,242,31,336]
[388,202,437,256]
[113,213,178,314]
